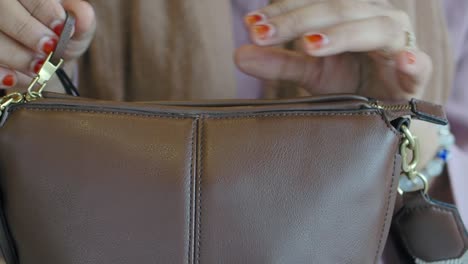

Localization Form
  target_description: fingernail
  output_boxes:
[50,20,65,36]
[37,37,58,55]
[405,51,416,65]
[252,23,275,40]
[245,12,266,26]
[304,33,329,50]
[31,58,46,74]
[0,74,16,88]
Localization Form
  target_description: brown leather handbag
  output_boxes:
[0,13,466,264]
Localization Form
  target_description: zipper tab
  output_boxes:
[370,99,448,126]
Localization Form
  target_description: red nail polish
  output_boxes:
[42,38,58,54]
[2,74,14,87]
[33,59,46,74]
[53,23,64,36]
[304,33,329,50]
[405,51,416,64]
[252,24,274,40]
[245,13,265,26]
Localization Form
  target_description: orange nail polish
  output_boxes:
[33,59,46,74]
[42,38,58,54]
[253,24,274,40]
[245,13,265,26]
[1,74,15,87]
[405,51,416,64]
[304,33,329,50]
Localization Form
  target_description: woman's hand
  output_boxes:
[0,0,96,89]
[236,0,432,100]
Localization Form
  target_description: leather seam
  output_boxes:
[9,108,400,137]
[195,117,204,264]
[8,108,191,119]
[188,119,197,264]
[374,148,398,263]
[395,206,466,259]
[207,112,400,137]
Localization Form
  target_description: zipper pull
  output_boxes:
[25,51,64,101]
[371,99,448,126]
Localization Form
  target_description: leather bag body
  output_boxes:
[0,93,449,263]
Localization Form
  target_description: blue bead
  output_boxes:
[437,149,450,161]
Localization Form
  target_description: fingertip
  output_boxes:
[234,45,262,73]
[395,50,432,77]
[0,68,18,89]
[63,0,96,39]
[394,50,432,94]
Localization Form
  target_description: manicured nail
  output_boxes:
[0,74,15,88]
[37,36,58,55]
[50,20,65,36]
[252,23,275,40]
[31,58,46,74]
[304,33,329,50]
[405,51,416,65]
[245,12,266,26]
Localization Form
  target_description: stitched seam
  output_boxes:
[9,108,189,120]
[9,108,400,137]
[374,148,398,263]
[208,112,377,119]
[207,112,400,137]
[13,108,375,117]
[187,119,196,264]
[195,117,204,264]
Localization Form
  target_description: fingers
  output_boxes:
[394,50,432,94]
[0,68,33,90]
[0,67,18,89]
[235,45,322,88]
[246,0,410,49]
[245,0,311,26]
[19,0,67,34]
[302,16,407,57]
[0,32,40,75]
[0,0,59,56]
[0,0,96,86]
[61,0,96,60]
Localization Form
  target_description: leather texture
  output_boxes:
[393,191,468,263]
[0,94,407,263]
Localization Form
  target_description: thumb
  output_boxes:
[234,45,321,87]
[61,0,96,60]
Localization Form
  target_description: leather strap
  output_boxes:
[50,12,80,96]
[50,12,75,66]
[391,191,468,263]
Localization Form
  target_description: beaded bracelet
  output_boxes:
[399,125,455,192]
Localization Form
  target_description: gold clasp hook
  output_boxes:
[0,92,24,117]
[398,125,428,194]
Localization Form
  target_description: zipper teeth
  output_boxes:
[370,102,411,111]
[380,104,411,111]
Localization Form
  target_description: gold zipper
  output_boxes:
[369,101,412,111]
